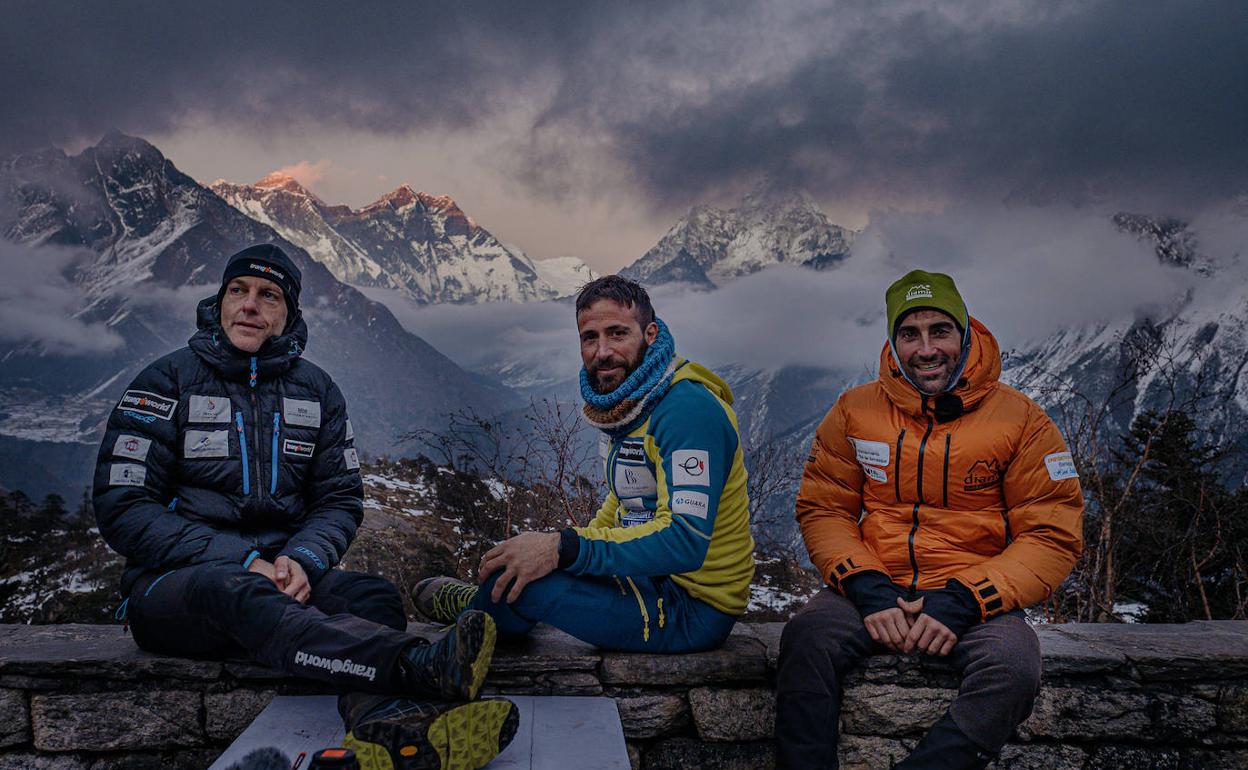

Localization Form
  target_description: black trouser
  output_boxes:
[775,588,1041,770]
[126,562,417,694]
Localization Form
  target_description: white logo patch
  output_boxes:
[283,439,315,458]
[621,508,655,527]
[619,497,648,511]
[184,430,229,459]
[1045,452,1078,481]
[344,447,360,470]
[117,389,177,420]
[188,395,231,423]
[614,463,657,497]
[598,434,610,459]
[293,650,376,682]
[109,463,146,487]
[113,434,152,462]
[862,464,888,483]
[671,449,710,486]
[283,398,321,428]
[849,438,890,467]
[672,490,710,519]
[905,283,933,301]
[345,419,354,442]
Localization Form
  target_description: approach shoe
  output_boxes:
[343,696,519,770]
[403,609,495,701]
[412,576,479,625]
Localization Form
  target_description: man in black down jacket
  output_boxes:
[93,245,517,770]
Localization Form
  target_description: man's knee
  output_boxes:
[333,572,406,630]
[966,618,1042,697]
[779,593,866,671]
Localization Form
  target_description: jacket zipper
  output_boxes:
[942,433,951,508]
[270,412,281,495]
[908,417,934,592]
[893,429,906,503]
[236,412,250,495]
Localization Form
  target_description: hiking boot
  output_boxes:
[412,576,479,625]
[343,696,519,770]
[402,609,495,701]
[893,713,994,770]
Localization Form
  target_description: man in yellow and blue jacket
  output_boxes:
[415,275,755,652]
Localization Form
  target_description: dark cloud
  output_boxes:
[5,0,1245,213]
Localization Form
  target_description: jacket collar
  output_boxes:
[188,295,307,384]
[877,316,1001,419]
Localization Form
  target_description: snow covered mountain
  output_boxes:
[531,256,598,298]
[0,131,519,499]
[622,184,856,287]
[211,175,595,304]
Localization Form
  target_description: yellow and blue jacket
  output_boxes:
[566,359,755,616]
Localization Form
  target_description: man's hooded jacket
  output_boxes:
[93,297,363,595]
[797,317,1083,620]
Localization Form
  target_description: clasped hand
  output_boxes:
[863,596,957,656]
[247,555,311,604]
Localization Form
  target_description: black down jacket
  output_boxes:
[93,297,363,595]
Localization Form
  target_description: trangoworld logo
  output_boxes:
[964,459,1008,492]
[294,651,376,682]
[249,263,286,281]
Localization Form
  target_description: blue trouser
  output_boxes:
[471,570,736,653]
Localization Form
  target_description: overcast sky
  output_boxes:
[4,0,1246,270]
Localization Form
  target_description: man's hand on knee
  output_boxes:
[479,531,560,603]
[897,597,958,656]
[862,607,912,652]
[275,555,311,604]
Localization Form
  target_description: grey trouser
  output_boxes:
[775,588,1041,769]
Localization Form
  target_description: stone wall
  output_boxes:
[1,621,1246,769]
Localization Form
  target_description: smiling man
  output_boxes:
[413,275,755,653]
[93,244,517,770]
[775,270,1084,769]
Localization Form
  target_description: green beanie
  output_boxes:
[885,270,968,340]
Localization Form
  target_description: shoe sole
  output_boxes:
[344,698,519,770]
[455,611,496,701]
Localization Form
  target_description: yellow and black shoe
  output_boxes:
[343,697,519,770]
[411,577,479,625]
[403,609,496,701]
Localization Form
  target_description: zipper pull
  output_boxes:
[249,356,258,388]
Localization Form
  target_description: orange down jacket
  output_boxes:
[796,317,1084,620]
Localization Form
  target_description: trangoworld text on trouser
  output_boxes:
[471,569,736,653]
[125,562,418,693]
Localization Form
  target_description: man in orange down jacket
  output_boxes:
[775,270,1083,769]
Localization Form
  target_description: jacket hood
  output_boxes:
[672,358,735,406]
[878,316,1000,418]
[189,295,308,383]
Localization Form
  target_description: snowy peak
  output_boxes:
[1112,212,1213,275]
[213,176,593,305]
[622,185,856,287]
[254,171,317,197]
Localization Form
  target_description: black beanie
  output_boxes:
[218,244,302,322]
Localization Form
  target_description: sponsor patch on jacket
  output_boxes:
[113,434,152,462]
[849,438,890,467]
[345,419,354,442]
[188,394,231,423]
[614,463,656,497]
[1044,452,1078,481]
[964,459,1006,491]
[109,463,146,487]
[672,449,710,486]
[616,440,646,465]
[672,490,710,519]
[283,398,321,428]
[117,390,176,421]
[619,497,648,511]
[283,439,315,458]
[621,508,655,527]
[343,447,360,470]
[862,464,887,483]
[184,430,229,459]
